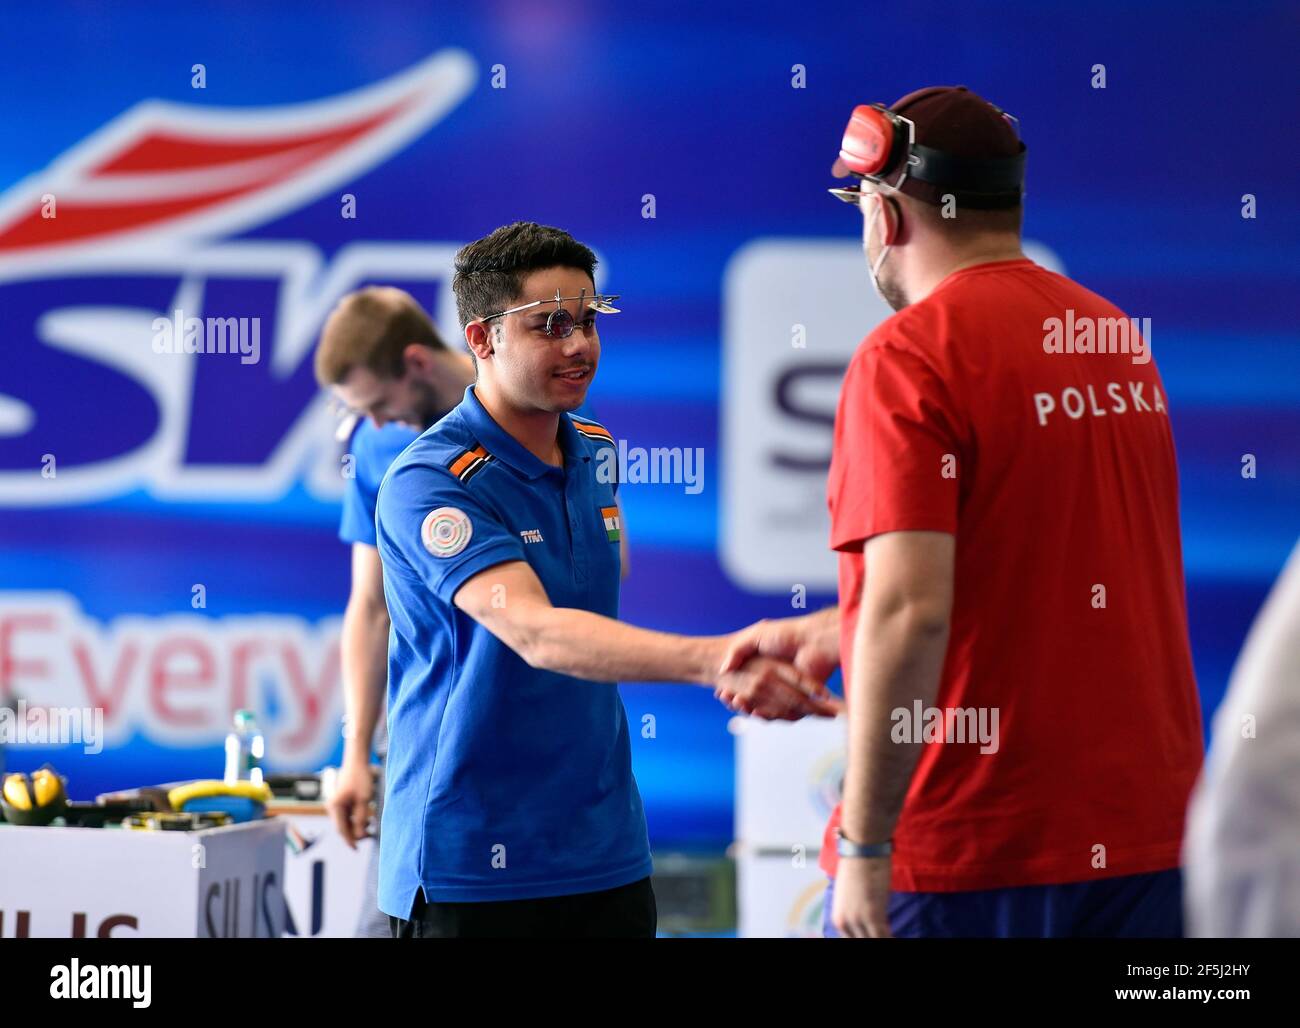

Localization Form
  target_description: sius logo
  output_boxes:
[0,50,477,505]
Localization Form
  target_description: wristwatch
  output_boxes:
[836,828,893,858]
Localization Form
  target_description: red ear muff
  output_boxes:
[839,104,897,177]
[835,90,1025,208]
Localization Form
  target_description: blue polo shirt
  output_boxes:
[338,420,420,760]
[374,384,651,911]
[339,420,421,547]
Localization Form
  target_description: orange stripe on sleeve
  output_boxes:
[449,445,486,478]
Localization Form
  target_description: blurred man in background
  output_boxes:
[723,86,1203,938]
[1184,538,1300,936]
[314,286,474,936]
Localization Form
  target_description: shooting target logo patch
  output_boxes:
[422,507,472,558]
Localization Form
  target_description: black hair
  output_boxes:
[452,221,598,330]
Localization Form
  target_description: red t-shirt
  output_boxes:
[821,258,1203,892]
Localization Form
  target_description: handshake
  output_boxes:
[710,608,844,721]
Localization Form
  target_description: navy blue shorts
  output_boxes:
[822,868,1184,938]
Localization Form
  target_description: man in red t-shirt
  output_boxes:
[721,86,1202,938]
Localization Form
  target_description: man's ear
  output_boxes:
[402,342,432,373]
[878,193,902,246]
[464,320,494,362]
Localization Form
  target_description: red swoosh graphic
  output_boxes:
[0,102,408,251]
[0,50,474,256]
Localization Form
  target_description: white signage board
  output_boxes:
[736,849,832,939]
[0,818,284,938]
[733,713,846,849]
[277,811,373,938]
[733,714,848,939]
[721,239,1064,592]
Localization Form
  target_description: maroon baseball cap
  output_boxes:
[832,85,1024,207]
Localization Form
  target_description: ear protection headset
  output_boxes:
[837,87,1026,211]
[836,89,1025,297]
[1,764,67,825]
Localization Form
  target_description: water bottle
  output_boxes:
[224,709,265,786]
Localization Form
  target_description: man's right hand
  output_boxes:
[327,758,375,849]
[719,610,841,684]
[716,652,841,720]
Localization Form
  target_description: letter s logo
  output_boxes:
[0,274,166,473]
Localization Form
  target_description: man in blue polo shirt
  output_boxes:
[376,222,836,937]
[316,286,606,936]
[314,287,474,935]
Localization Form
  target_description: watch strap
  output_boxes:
[836,830,893,858]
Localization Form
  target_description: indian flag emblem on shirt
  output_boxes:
[601,506,621,543]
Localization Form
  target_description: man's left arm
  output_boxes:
[835,528,954,938]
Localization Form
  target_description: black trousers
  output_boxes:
[389,876,656,938]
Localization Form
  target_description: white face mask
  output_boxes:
[862,194,893,301]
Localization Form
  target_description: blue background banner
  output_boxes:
[0,2,1296,849]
